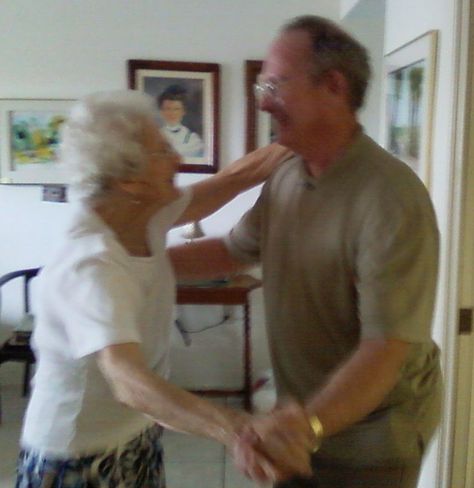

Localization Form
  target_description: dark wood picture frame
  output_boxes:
[128,59,220,174]
[245,60,263,153]
[245,60,276,153]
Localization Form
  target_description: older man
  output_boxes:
[171,15,441,488]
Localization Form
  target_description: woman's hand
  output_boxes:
[175,143,292,226]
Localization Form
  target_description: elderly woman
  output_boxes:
[15,90,312,487]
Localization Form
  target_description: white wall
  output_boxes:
[340,0,360,17]
[384,1,460,487]
[341,0,385,139]
[0,0,339,387]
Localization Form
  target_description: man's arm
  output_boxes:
[175,144,291,226]
[168,237,248,282]
[240,338,410,456]
[304,337,410,436]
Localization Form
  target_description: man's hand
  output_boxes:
[231,402,315,484]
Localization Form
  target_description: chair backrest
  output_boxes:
[0,268,41,318]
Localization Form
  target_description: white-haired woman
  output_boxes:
[15,90,311,487]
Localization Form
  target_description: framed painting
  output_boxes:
[245,60,277,153]
[0,99,74,185]
[380,30,438,188]
[128,59,220,173]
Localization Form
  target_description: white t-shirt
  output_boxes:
[21,190,191,457]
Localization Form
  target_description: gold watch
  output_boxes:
[308,415,324,453]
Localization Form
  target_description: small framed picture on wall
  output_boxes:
[0,98,74,185]
[380,31,438,189]
[128,59,220,174]
[245,60,277,153]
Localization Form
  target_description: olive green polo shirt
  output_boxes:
[225,133,442,466]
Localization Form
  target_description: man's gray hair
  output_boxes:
[282,15,371,110]
[60,90,158,201]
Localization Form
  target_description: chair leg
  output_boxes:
[22,362,31,397]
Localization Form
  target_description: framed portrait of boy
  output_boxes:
[128,59,220,174]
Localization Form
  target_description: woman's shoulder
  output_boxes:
[41,210,128,286]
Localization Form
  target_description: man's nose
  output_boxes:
[257,92,275,113]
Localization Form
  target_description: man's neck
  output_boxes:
[300,120,360,178]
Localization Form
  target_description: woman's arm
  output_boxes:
[97,342,312,482]
[97,342,245,446]
[175,144,291,226]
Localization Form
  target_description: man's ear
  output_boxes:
[322,69,350,99]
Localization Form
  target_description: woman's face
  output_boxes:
[136,120,182,206]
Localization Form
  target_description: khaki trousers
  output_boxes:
[276,462,421,488]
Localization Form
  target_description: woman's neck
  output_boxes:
[93,193,161,257]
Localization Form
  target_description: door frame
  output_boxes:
[437,0,474,486]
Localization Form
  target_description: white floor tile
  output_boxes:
[162,430,224,463]
[165,461,223,488]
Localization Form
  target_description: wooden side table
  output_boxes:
[176,274,261,411]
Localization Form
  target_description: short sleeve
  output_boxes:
[224,193,263,264]
[356,193,439,342]
[57,259,143,359]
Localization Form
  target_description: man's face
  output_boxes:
[160,99,185,126]
[259,30,333,151]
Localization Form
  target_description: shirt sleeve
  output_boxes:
[356,188,439,342]
[57,258,143,359]
[224,192,264,264]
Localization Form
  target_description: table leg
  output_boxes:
[243,301,252,411]
[23,361,31,397]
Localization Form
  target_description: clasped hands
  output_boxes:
[231,402,317,485]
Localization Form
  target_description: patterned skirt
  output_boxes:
[16,424,165,488]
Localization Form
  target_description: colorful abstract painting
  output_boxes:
[1,99,74,184]
[11,110,67,166]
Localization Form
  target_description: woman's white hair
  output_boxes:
[60,90,158,201]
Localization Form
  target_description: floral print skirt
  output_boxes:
[16,424,165,488]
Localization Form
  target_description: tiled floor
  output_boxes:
[0,384,257,488]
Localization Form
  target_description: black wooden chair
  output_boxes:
[0,267,40,423]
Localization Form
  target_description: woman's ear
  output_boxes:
[116,178,148,198]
